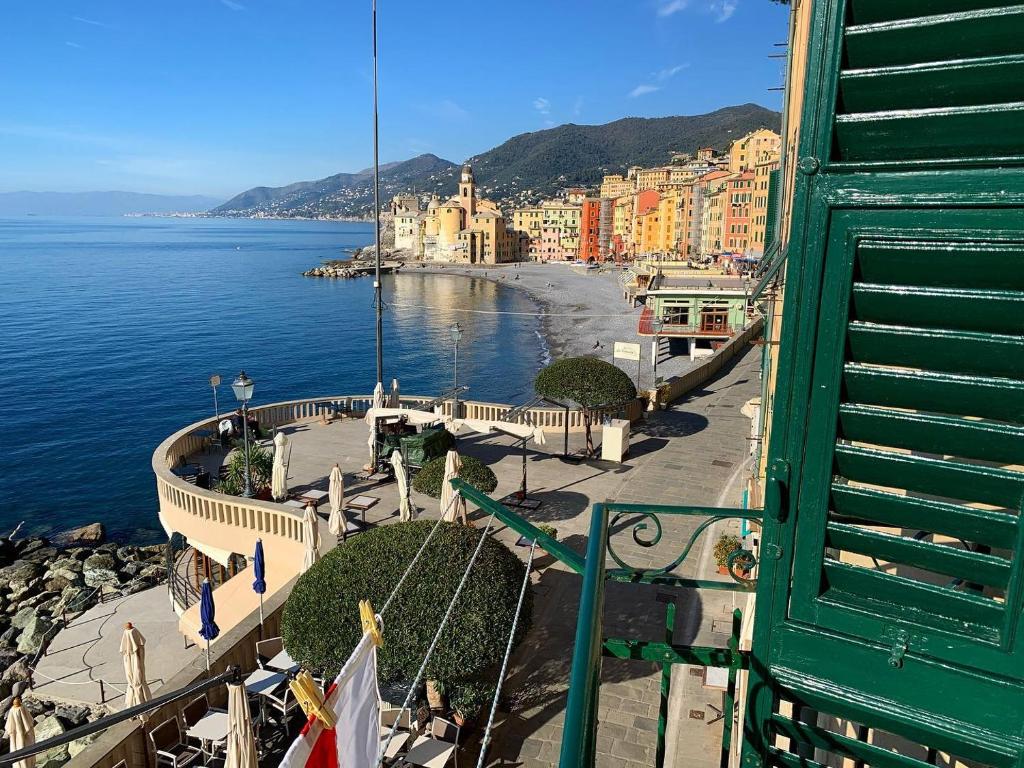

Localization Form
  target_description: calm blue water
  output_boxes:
[0,217,545,543]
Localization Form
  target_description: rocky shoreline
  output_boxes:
[0,523,166,765]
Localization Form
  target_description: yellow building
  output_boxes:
[727,128,781,172]
[599,174,634,199]
[611,195,633,258]
[698,171,732,257]
[540,200,582,254]
[750,149,781,255]
[512,206,544,260]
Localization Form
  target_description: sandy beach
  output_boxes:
[408,261,698,390]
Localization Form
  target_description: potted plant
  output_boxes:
[426,679,445,710]
[450,679,495,728]
[713,534,743,576]
[536,524,558,541]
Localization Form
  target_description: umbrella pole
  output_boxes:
[259,593,264,635]
[205,638,211,672]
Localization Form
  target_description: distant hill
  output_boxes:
[0,191,223,216]
[213,154,458,218]
[215,103,780,217]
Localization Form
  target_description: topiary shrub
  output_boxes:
[281,520,532,687]
[412,455,498,499]
[713,534,742,568]
[534,357,637,456]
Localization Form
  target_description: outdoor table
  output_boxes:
[283,499,305,509]
[266,648,299,673]
[187,711,229,758]
[298,489,328,506]
[403,735,457,768]
[346,495,379,512]
[171,464,203,480]
[245,668,286,696]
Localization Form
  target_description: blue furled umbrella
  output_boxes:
[199,579,219,670]
[252,539,267,629]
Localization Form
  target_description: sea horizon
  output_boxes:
[0,216,547,543]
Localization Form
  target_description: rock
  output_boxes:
[54,586,92,616]
[16,538,49,556]
[38,747,71,768]
[55,702,90,727]
[83,568,119,588]
[138,565,164,583]
[69,731,100,758]
[9,578,42,603]
[1,659,31,688]
[10,607,36,631]
[0,561,42,584]
[51,523,105,548]
[121,579,149,596]
[66,548,91,562]
[44,575,73,593]
[16,613,53,654]
[116,546,139,563]
[95,543,118,555]
[0,648,21,670]
[82,553,115,571]
[36,714,65,740]
[0,627,18,648]
[48,558,83,574]
[23,547,59,564]
[119,561,143,578]
[21,591,59,610]
[34,597,60,616]
[35,715,69,767]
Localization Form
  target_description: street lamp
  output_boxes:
[651,318,664,389]
[450,323,463,418]
[232,371,255,498]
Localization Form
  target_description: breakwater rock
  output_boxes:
[0,525,167,763]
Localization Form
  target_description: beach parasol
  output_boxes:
[199,579,219,671]
[4,698,35,768]
[225,682,259,768]
[328,464,346,538]
[120,623,152,719]
[391,450,414,522]
[252,539,266,628]
[440,450,468,524]
[272,431,290,501]
[302,503,321,572]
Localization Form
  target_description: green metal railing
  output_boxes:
[452,482,761,768]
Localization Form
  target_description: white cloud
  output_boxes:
[657,0,689,16]
[221,0,245,10]
[65,41,84,49]
[533,97,551,116]
[710,0,737,21]
[628,84,661,98]
[573,96,584,117]
[654,63,689,81]
[73,16,110,27]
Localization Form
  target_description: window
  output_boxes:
[662,306,690,326]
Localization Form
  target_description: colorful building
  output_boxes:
[637,273,749,358]
[723,171,755,253]
[579,198,601,261]
[727,128,781,172]
[599,174,634,199]
[750,149,780,255]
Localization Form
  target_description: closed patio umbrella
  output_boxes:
[120,623,152,718]
[372,381,385,412]
[199,579,219,671]
[440,450,468,525]
[252,539,266,628]
[225,682,258,768]
[272,431,289,501]
[389,377,400,407]
[4,698,35,768]
[302,503,321,572]
[391,450,414,522]
[328,464,346,538]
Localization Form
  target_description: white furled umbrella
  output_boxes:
[302,503,321,572]
[389,378,400,407]
[440,450,468,525]
[225,682,258,768]
[4,698,35,768]
[120,623,152,719]
[328,464,346,537]
[372,381,385,412]
[391,451,414,522]
[272,431,290,501]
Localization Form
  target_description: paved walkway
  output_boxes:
[32,586,199,707]
[473,346,760,768]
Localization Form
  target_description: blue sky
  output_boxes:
[0,1,788,198]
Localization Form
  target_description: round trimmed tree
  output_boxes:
[281,520,532,689]
[412,455,497,499]
[534,357,637,456]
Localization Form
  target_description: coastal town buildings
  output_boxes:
[727,127,781,172]
[579,198,601,261]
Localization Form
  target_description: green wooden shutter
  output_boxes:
[745,1,1024,767]
[762,168,780,255]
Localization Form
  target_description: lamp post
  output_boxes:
[450,323,463,418]
[651,318,664,390]
[232,371,255,498]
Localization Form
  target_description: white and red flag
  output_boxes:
[280,630,380,768]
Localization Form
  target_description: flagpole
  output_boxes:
[372,0,384,385]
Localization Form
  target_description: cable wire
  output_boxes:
[476,540,536,768]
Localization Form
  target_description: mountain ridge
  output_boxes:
[0,190,224,217]
[214,103,781,218]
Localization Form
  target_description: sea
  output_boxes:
[0,216,547,543]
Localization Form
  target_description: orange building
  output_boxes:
[723,171,755,252]
[579,198,601,261]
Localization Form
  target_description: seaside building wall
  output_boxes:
[579,198,601,261]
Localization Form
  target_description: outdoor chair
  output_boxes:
[262,684,302,725]
[255,637,284,669]
[149,717,202,768]
[181,694,227,758]
[402,716,460,768]
[379,706,413,763]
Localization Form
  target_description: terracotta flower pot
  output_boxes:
[426,680,444,710]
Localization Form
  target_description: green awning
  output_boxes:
[750,240,786,301]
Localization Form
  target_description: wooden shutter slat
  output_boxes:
[850,284,1024,334]
[826,522,1011,587]
[834,444,1023,508]
[856,242,1024,291]
[822,561,1003,629]
[844,7,1024,69]
[838,403,1024,464]
[768,747,832,768]
[840,55,1024,113]
[830,485,1018,547]
[847,322,1024,378]
[843,364,1024,421]
[835,102,1024,162]
[769,714,941,768]
[848,0,1018,25]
